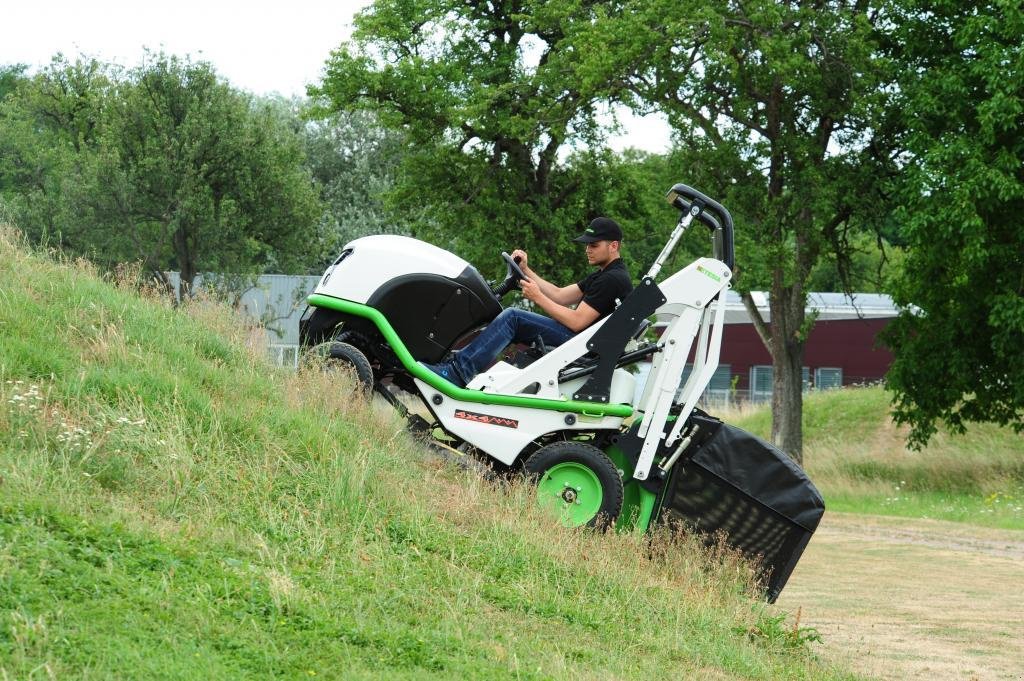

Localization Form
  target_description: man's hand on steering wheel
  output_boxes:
[510,249,528,271]
[519,276,542,303]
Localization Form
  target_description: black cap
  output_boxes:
[573,217,623,244]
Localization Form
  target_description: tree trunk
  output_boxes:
[770,324,805,465]
[173,224,196,300]
[769,283,806,465]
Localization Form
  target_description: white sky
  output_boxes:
[1,0,671,152]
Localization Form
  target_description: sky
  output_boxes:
[0,0,671,152]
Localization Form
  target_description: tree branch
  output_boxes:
[741,290,773,350]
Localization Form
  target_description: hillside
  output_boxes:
[0,227,854,680]
[727,387,1023,530]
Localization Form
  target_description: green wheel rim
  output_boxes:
[536,462,604,526]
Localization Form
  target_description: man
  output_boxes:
[424,217,633,388]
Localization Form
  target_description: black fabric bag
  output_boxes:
[656,414,825,602]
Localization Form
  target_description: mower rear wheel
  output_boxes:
[326,342,374,393]
[525,441,623,528]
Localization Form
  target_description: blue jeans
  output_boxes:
[450,308,575,383]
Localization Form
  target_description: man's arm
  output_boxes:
[520,278,600,333]
[511,249,583,306]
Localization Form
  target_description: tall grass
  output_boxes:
[724,387,1024,529]
[0,227,854,679]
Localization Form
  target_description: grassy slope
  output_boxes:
[0,230,854,680]
[726,387,1024,530]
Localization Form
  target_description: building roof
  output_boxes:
[721,291,898,324]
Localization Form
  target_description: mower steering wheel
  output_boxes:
[490,252,528,299]
[501,251,527,282]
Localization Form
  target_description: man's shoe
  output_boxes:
[421,361,466,388]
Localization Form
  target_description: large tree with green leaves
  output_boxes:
[577,1,898,463]
[883,0,1024,447]
[0,64,26,103]
[0,53,325,296]
[0,57,109,244]
[313,0,646,284]
[300,108,410,250]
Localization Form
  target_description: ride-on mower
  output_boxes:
[299,184,824,601]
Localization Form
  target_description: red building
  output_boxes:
[653,292,898,404]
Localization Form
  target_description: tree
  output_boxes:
[95,53,325,295]
[0,53,326,296]
[883,0,1024,447]
[578,1,898,463]
[0,56,110,248]
[0,64,27,102]
[313,0,638,285]
[300,108,410,251]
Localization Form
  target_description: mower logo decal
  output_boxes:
[697,265,721,282]
[454,409,519,429]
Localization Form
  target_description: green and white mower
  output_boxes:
[300,184,824,601]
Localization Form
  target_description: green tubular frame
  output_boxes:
[307,294,633,419]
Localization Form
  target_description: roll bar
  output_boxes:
[665,183,735,271]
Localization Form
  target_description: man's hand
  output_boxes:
[510,248,528,271]
[519,277,542,303]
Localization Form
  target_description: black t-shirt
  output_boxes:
[576,259,633,319]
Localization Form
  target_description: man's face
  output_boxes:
[585,240,616,267]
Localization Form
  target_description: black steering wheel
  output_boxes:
[501,251,527,281]
[490,251,527,298]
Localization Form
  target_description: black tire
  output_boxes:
[524,441,624,528]
[326,341,374,393]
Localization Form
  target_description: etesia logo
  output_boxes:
[697,265,721,282]
[454,409,519,429]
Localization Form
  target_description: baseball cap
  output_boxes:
[573,217,624,243]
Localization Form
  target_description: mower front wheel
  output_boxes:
[325,341,374,393]
[525,441,623,528]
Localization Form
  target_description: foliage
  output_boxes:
[0,63,26,103]
[574,1,899,462]
[300,107,410,256]
[313,0,657,285]
[740,608,823,651]
[0,53,325,296]
[806,230,906,293]
[883,0,1024,447]
[0,56,110,251]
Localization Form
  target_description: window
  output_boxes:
[750,365,773,403]
[678,364,732,402]
[750,365,811,402]
[815,367,843,390]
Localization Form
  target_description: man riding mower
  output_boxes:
[299,183,824,602]
[423,215,632,388]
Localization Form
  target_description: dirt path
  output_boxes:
[776,512,1024,680]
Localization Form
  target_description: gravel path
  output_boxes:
[776,512,1024,680]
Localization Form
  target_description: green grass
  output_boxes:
[0,227,855,680]
[725,387,1024,530]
